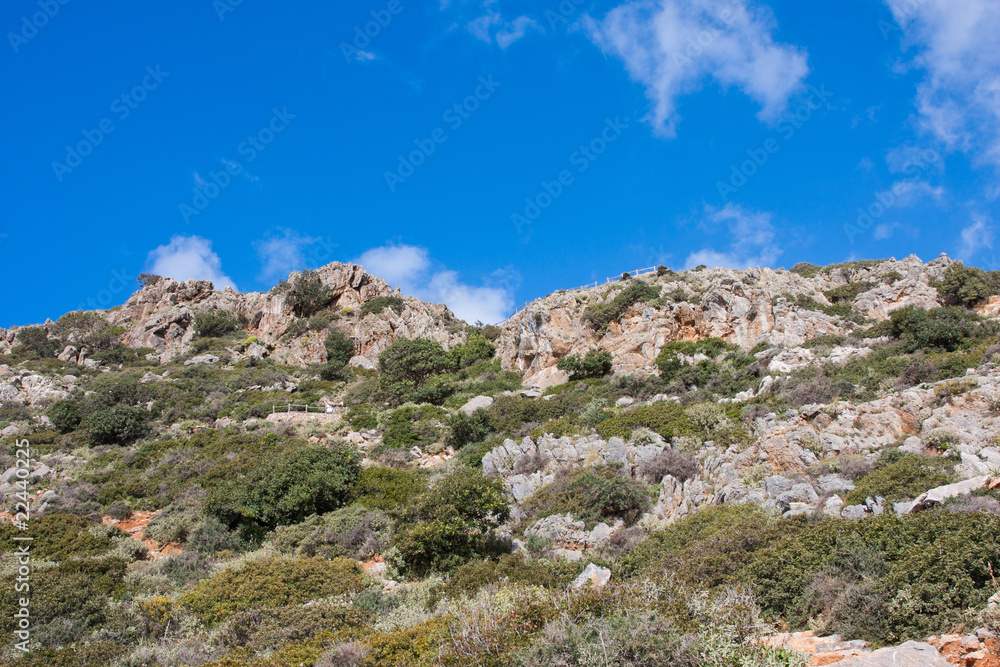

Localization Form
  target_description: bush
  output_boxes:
[442,554,581,599]
[937,262,1000,307]
[84,404,151,445]
[377,338,455,398]
[447,409,491,449]
[47,399,82,433]
[846,454,955,505]
[0,514,117,561]
[194,308,245,338]
[14,326,57,358]
[350,466,428,512]
[270,504,390,560]
[583,281,661,333]
[324,328,355,371]
[556,349,613,380]
[595,403,698,441]
[280,269,334,316]
[521,465,651,530]
[359,295,406,318]
[178,556,369,626]
[393,468,510,575]
[655,338,737,381]
[106,499,133,520]
[637,448,701,483]
[207,444,362,537]
[220,600,372,653]
[889,306,992,352]
[449,332,497,368]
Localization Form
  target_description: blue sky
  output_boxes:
[2,0,999,327]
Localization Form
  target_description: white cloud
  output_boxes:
[146,236,236,290]
[586,0,809,137]
[254,229,321,281]
[355,244,514,324]
[467,9,538,48]
[873,222,898,240]
[958,214,994,260]
[684,204,782,269]
[885,0,1000,172]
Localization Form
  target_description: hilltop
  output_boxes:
[1,253,1000,666]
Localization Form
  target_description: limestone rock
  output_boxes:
[570,563,611,590]
[459,395,494,416]
[832,641,950,667]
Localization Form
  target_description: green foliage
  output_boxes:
[207,443,361,537]
[583,281,661,333]
[377,337,456,399]
[521,465,651,530]
[350,466,428,512]
[441,554,581,599]
[889,306,994,352]
[791,262,822,278]
[46,399,82,433]
[0,642,127,667]
[393,468,511,575]
[178,556,369,626]
[269,504,390,560]
[195,308,245,338]
[595,403,698,440]
[846,453,955,504]
[449,331,497,368]
[279,269,334,316]
[15,326,57,358]
[324,327,355,372]
[655,337,738,382]
[937,261,1000,307]
[381,405,447,450]
[556,349,613,380]
[823,281,874,305]
[346,403,378,430]
[446,409,492,449]
[83,404,151,445]
[0,514,117,561]
[219,600,372,653]
[360,295,406,317]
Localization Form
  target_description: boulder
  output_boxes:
[459,395,494,416]
[909,476,991,513]
[832,641,950,666]
[570,563,611,590]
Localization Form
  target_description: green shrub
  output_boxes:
[278,269,334,316]
[583,281,661,333]
[346,403,378,430]
[0,514,118,561]
[46,399,82,433]
[823,281,874,305]
[447,409,491,449]
[14,326,57,358]
[442,554,581,599]
[84,404,151,445]
[0,642,127,667]
[377,338,455,399]
[556,349,613,380]
[655,338,737,381]
[449,331,497,367]
[521,465,650,530]
[269,504,390,560]
[220,600,372,652]
[178,556,369,626]
[206,443,361,537]
[195,308,245,338]
[791,262,823,278]
[937,262,1000,307]
[324,328,355,370]
[889,306,994,352]
[846,454,955,505]
[595,403,698,440]
[360,295,406,317]
[393,468,510,575]
[350,466,428,512]
[381,405,446,450]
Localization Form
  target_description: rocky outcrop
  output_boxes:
[497,255,954,386]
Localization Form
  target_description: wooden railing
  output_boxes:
[271,404,332,414]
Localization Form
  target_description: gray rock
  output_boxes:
[348,355,374,369]
[615,396,635,407]
[910,476,990,512]
[570,563,611,590]
[520,388,543,398]
[841,505,867,520]
[817,474,855,493]
[459,395,494,416]
[824,495,845,516]
[184,354,220,366]
[554,548,584,562]
[605,438,628,464]
[866,496,885,515]
[832,641,950,666]
[764,475,794,498]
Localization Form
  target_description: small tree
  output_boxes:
[937,262,1000,308]
[377,338,455,398]
[47,400,82,434]
[282,269,334,316]
[324,329,355,371]
[557,349,613,380]
[449,331,496,368]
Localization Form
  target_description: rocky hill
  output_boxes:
[1,253,1000,666]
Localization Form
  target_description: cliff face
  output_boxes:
[497,254,952,387]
